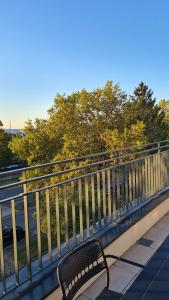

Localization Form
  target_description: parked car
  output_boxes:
[3,225,25,247]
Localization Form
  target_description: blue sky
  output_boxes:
[0,0,169,128]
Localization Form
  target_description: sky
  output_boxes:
[0,0,169,128]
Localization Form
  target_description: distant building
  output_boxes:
[4,128,24,136]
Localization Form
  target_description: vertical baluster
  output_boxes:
[11,199,19,285]
[164,151,166,187]
[149,156,152,196]
[156,153,159,193]
[129,164,133,208]
[55,187,61,255]
[97,173,101,226]
[138,160,142,203]
[78,179,83,241]
[167,151,169,185]
[150,155,153,195]
[102,171,106,223]
[165,151,167,187]
[46,189,52,262]
[151,155,154,195]
[121,166,125,215]
[85,177,90,238]
[163,151,165,187]
[35,192,42,269]
[157,143,161,191]
[132,163,136,206]
[161,152,164,189]
[165,151,168,187]
[22,171,32,281]
[155,153,158,192]
[63,184,69,250]
[142,158,146,201]
[139,160,142,203]
[135,161,139,205]
[91,175,96,233]
[116,168,120,218]
[159,152,161,190]
[147,155,149,196]
[125,164,129,212]
[162,151,164,188]
[153,154,156,194]
[154,154,157,193]
[0,203,6,294]
[112,168,116,220]
[145,156,148,198]
[156,152,159,191]
[137,161,140,204]
[71,181,77,247]
[107,169,112,221]
[139,159,143,203]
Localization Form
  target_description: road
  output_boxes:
[0,185,37,236]
[0,185,23,218]
[0,179,40,276]
[3,206,36,232]
[0,185,22,200]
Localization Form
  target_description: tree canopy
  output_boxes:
[124,82,168,141]
[0,121,15,168]
[159,99,169,127]
[10,81,169,168]
[8,81,169,244]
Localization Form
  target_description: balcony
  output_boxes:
[0,140,169,299]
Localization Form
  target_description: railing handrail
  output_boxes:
[0,144,168,192]
[1,147,169,204]
[1,140,169,297]
[0,139,168,178]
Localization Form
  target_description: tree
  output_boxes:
[101,121,147,151]
[10,81,127,165]
[124,82,168,142]
[9,119,63,165]
[9,81,169,242]
[159,99,169,126]
[0,121,14,168]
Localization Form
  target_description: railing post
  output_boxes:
[55,187,61,255]
[78,179,84,241]
[85,177,90,238]
[11,199,19,285]
[71,181,77,247]
[112,168,117,220]
[0,203,6,295]
[35,191,42,269]
[91,175,96,233]
[22,170,32,282]
[46,189,52,262]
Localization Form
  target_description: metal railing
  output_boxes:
[0,140,169,296]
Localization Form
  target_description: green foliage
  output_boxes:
[10,119,63,165]
[9,81,169,242]
[0,121,14,168]
[101,121,147,150]
[159,99,169,126]
[124,82,168,141]
[10,81,168,167]
[10,81,127,164]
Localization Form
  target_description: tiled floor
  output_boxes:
[80,212,169,300]
[46,212,169,300]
